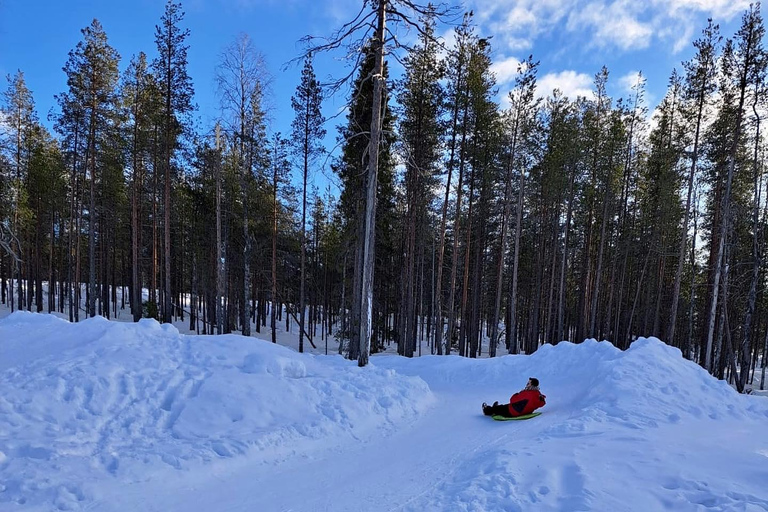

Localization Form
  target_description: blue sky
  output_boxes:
[0,0,754,188]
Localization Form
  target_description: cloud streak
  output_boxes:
[468,0,752,56]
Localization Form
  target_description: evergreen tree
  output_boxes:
[443,17,476,356]
[496,56,539,356]
[59,19,121,319]
[396,7,444,357]
[154,0,194,324]
[1,71,37,312]
[703,5,764,376]
[269,133,292,345]
[122,51,161,322]
[668,20,720,347]
[335,46,396,361]
[291,54,325,353]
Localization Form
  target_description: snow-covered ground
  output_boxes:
[1,309,768,511]
[0,284,350,356]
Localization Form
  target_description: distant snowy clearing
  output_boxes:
[1,311,767,511]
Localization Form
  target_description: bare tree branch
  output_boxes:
[0,221,21,263]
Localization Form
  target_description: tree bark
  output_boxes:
[357,0,386,367]
[215,125,225,335]
[508,159,526,354]
[490,116,519,357]
[272,147,279,344]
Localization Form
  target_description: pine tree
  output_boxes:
[291,54,325,353]
[668,20,720,346]
[58,19,120,319]
[270,133,292,344]
[122,52,160,322]
[495,56,539,356]
[396,7,444,357]
[1,71,37,312]
[443,18,476,356]
[301,0,456,366]
[335,46,396,361]
[703,5,764,374]
[154,0,194,324]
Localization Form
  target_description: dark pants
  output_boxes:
[485,403,513,417]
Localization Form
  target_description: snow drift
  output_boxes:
[0,312,432,511]
[378,340,768,512]
[1,311,767,511]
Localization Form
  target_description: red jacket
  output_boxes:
[507,389,546,416]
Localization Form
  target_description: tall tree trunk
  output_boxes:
[446,103,470,356]
[67,122,80,322]
[242,166,251,337]
[459,158,476,357]
[705,42,752,372]
[557,167,575,342]
[490,118,519,357]
[357,0,386,367]
[432,53,465,356]
[508,163,526,354]
[75,182,83,322]
[300,136,308,352]
[48,211,55,313]
[272,155,278,344]
[668,88,705,344]
[131,119,142,322]
[152,124,159,311]
[87,106,97,319]
[687,186,699,360]
[163,34,173,324]
[738,102,762,391]
[215,125,225,335]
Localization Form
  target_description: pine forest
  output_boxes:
[5,0,768,393]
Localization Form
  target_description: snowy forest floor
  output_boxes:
[1,291,768,511]
[0,283,505,358]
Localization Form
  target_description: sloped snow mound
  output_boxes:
[0,312,433,511]
[375,338,768,512]
[383,337,768,428]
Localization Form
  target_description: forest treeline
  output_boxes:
[1,1,767,390]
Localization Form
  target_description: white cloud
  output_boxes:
[618,70,642,94]
[567,1,653,51]
[471,0,574,50]
[537,70,594,100]
[666,0,752,20]
[490,56,521,85]
[467,0,754,58]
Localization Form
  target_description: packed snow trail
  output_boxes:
[110,389,563,512]
[1,312,768,511]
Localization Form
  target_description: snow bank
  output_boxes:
[382,337,768,426]
[0,312,433,511]
[3,310,768,512]
[375,338,768,512]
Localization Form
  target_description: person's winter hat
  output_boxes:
[529,377,539,387]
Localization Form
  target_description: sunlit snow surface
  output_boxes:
[1,311,767,511]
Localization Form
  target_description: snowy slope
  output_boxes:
[0,312,432,511]
[1,311,767,511]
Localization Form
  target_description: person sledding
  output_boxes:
[482,377,546,418]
